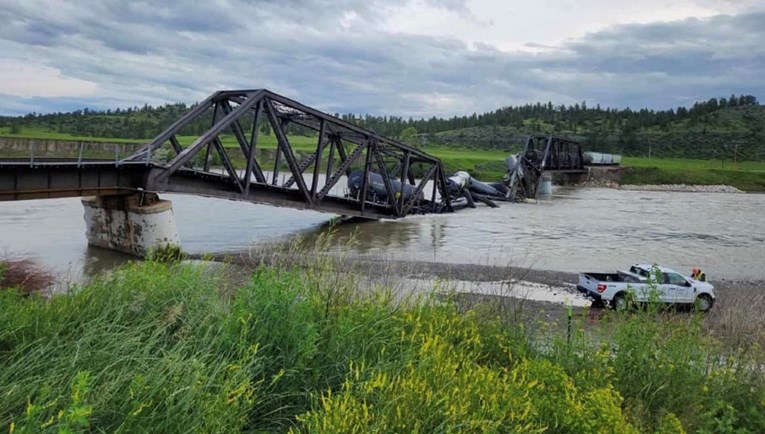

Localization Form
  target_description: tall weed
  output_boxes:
[1,257,763,433]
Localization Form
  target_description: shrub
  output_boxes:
[293,305,637,433]
[0,255,53,294]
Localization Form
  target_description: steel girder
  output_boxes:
[125,89,452,218]
[0,160,149,201]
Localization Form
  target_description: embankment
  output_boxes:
[0,136,141,155]
[584,165,764,192]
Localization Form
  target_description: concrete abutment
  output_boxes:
[82,193,180,257]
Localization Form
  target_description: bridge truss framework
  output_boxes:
[0,90,454,219]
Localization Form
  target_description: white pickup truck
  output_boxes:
[577,264,716,311]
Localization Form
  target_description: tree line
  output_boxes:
[0,94,761,159]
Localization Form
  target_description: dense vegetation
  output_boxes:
[1,94,762,160]
[1,256,763,433]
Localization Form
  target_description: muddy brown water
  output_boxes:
[0,187,763,283]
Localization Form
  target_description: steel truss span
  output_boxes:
[0,89,454,219]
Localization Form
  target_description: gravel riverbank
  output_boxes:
[619,184,744,193]
[202,251,764,311]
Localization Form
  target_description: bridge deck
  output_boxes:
[0,159,403,219]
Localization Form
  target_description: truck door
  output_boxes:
[665,273,690,303]
[654,273,674,303]
[639,274,667,302]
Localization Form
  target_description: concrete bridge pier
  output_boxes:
[82,193,180,257]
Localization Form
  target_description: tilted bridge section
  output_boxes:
[0,89,453,220]
[505,135,586,201]
[0,90,586,255]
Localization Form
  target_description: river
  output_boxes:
[0,187,763,283]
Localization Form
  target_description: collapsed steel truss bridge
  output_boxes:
[0,89,453,219]
[524,135,585,172]
[504,135,585,200]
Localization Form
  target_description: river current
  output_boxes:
[0,187,763,282]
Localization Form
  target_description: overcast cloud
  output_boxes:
[0,0,763,116]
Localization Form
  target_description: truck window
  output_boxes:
[630,266,650,277]
[666,273,688,286]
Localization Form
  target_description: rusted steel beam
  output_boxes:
[398,152,411,210]
[244,101,265,194]
[160,90,265,178]
[264,90,437,162]
[263,98,312,204]
[310,119,327,197]
[359,143,373,213]
[370,141,400,215]
[126,92,218,161]
[316,142,366,201]
[203,101,220,172]
[212,137,243,193]
[401,163,438,216]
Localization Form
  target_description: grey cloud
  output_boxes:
[425,0,471,14]
[0,1,762,117]
[535,12,765,106]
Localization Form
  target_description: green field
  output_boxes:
[2,128,764,190]
[622,156,765,172]
[0,128,147,144]
[621,157,765,191]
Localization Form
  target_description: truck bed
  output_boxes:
[577,271,645,294]
[581,272,640,283]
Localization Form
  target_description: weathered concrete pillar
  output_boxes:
[538,173,553,196]
[82,193,180,257]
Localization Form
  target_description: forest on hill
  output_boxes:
[1,94,762,160]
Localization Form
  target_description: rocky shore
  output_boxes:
[580,180,744,193]
[619,184,744,193]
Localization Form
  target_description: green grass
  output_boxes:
[0,127,145,144]
[622,157,765,172]
[421,146,508,180]
[174,134,318,151]
[621,157,765,191]
[1,254,764,433]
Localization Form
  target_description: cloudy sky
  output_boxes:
[0,0,763,117]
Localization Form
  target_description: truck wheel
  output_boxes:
[694,294,713,312]
[612,293,628,311]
